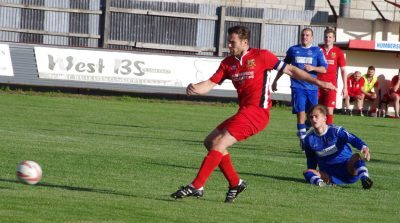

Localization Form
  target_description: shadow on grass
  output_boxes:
[265,149,305,158]
[78,130,204,145]
[148,162,305,184]
[0,178,173,202]
[369,124,399,129]
[369,159,400,165]
[240,172,306,184]
[233,145,267,151]
[88,122,149,129]
[88,122,209,134]
[372,151,400,157]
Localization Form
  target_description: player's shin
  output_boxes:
[354,159,373,189]
[297,124,307,148]
[191,150,224,189]
[219,154,240,188]
[354,159,369,179]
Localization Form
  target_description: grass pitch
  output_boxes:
[0,90,399,223]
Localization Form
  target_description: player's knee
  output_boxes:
[352,153,361,160]
[303,169,316,175]
[211,146,228,155]
[319,171,330,183]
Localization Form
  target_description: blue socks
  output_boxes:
[297,123,307,145]
[354,159,369,180]
[304,171,323,185]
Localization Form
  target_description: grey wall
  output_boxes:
[0,0,330,56]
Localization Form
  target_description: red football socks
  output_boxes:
[327,114,333,125]
[191,150,223,189]
[219,154,240,188]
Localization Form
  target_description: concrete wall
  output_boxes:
[337,17,400,41]
[344,50,400,79]
[160,0,400,22]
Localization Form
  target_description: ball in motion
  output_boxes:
[16,160,42,185]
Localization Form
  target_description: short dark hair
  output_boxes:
[228,26,251,41]
[324,28,336,37]
[368,66,375,71]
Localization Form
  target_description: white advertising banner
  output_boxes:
[34,46,235,91]
[375,41,400,52]
[0,44,14,76]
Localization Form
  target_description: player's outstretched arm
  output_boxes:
[186,80,217,96]
[283,64,336,90]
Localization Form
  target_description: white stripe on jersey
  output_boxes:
[275,60,286,72]
[263,72,271,108]
[336,126,355,140]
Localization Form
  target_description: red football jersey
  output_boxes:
[347,75,365,96]
[318,46,346,86]
[210,48,280,109]
[391,75,400,94]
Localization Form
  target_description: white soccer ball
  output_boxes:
[16,160,43,185]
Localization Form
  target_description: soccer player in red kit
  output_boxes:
[170,25,336,203]
[388,70,400,118]
[318,28,347,124]
[344,71,365,115]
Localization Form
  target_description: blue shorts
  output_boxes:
[291,88,318,114]
[320,161,359,185]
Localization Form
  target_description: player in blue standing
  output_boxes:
[303,104,373,189]
[272,28,328,150]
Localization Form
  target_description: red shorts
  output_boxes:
[318,89,336,108]
[364,94,376,101]
[348,89,362,98]
[217,105,270,141]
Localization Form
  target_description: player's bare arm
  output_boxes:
[363,88,376,97]
[186,79,217,96]
[283,64,336,90]
[304,64,327,73]
[361,87,371,96]
[341,66,348,97]
[393,71,400,92]
[271,71,284,92]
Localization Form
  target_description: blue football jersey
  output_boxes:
[284,44,327,90]
[303,126,367,171]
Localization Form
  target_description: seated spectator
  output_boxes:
[388,69,400,118]
[343,71,364,116]
[361,66,379,117]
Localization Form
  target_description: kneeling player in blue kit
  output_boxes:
[303,104,373,189]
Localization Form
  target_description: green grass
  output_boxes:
[0,90,399,223]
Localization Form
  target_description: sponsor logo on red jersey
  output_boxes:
[247,59,256,68]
